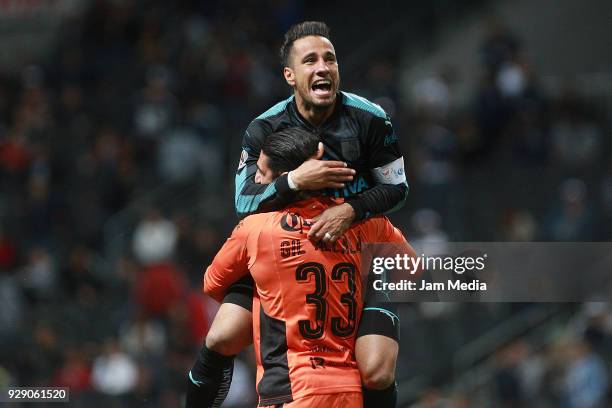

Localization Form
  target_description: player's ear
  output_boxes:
[284,67,296,87]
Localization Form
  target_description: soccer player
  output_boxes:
[188,21,408,407]
[202,128,412,407]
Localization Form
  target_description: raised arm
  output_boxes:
[203,219,252,302]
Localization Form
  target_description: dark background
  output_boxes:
[0,0,611,406]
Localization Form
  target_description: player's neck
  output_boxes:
[294,94,336,126]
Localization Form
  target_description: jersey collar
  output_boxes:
[289,92,344,131]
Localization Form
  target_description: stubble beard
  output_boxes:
[298,87,336,113]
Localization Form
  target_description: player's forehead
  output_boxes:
[291,35,336,60]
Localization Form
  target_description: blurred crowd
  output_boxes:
[401,16,611,243]
[397,16,612,408]
[410,303,612,408]
[0,1,610,407]
[0,1,299,406]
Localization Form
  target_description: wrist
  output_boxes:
[341,203,356,222]
[287,171,299,191]
[345,199,366,221]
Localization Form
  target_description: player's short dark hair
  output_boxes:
[262,127,320,174]
[279,21,331,67]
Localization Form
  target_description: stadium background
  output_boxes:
[0,0,611,406]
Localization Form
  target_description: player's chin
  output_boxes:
[310,93,336,108]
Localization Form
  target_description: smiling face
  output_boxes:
[283,35,339,114]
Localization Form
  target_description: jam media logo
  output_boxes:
[310,357,325,369]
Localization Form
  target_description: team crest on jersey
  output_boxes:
[237,149,248,170]
[341,138,360,162]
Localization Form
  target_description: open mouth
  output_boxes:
[311,79,333,96]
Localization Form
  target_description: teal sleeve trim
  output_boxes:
[255,96,294,120]
[363,307,400,322]
[342,92,386,118]
[235,166,278,215]
[189,370,203,387]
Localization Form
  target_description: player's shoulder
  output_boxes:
[357,214,394,239]
[254,95,294,121]
[244,95,294,145]
[340,91,387,120]
[237,212,274,232]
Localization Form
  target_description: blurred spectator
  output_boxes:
[496,53,529,99]
[551,90,603,171]
[157,127,223,188]
[544,179,595,241]
[91,339,139,397]
[493,342,527,407]
[19,247,56,302]
[52,349,92,393]
[562,338,608,408]
[132,209,178,265]
[133,262,185,319]
[413,66,456,120]
[0,228,18,271]
[0,276,24,336]
[119,311,167,360]
[60,245,103,298]
[133,66,178,140]
[410,208,449,256]
[480,16,521,76]
[412,121,457,216]
[499,209,537,241]
[165,290,210,351]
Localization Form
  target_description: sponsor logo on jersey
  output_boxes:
[340,138,361,162]
[331,175,369,198]
[280,212,312,233]
[309,356,356,369]
[237,149,248,170]
[310,357,325,369]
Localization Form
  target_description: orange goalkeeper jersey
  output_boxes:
[203,196,407,406]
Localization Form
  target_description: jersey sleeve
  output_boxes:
[346,115,409,220]
[234,120,299,218]
[203,218,253,302]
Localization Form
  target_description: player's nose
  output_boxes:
[314,59,330,74]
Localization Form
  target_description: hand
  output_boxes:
[290,142,355,190]
[307,203,356,243]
